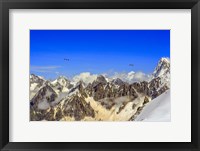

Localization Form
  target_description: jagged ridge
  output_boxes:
[30,57,170,121]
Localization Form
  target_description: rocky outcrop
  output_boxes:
[62,95,95,121]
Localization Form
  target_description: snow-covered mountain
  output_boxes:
[30,57,170,121]
[51,76,73,93]
[149,57,170,98]
[30,74,45,99]
[152,57,170,88]
[135,90,170,122]
[153,57,170,78]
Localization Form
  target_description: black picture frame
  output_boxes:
[0,0,200,151]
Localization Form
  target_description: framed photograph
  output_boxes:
[0,0,200,151]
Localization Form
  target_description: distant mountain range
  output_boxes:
[30,57,170,121]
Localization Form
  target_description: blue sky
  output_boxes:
[30,30,170,80]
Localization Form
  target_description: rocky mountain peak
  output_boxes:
[57,75,68,81]
[55,76,69,85]
[153,57,170,78]
[75,80,85,91]
[30,84,58,110]
[95,75,107,85]
[60,95,95,121]
[30,74,45,84]
[35,84,56,98]
[67,80,88,98]
[50,76,73,93]
[111,78,124,86]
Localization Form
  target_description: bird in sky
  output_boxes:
[129,64,134,66]
[64,58,69,61]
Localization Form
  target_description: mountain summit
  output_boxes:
[153,57,170,78]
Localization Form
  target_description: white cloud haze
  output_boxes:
[31,66,61,73]
[110,71,152,83]
[71,71,151,85]
[72,72,98,85]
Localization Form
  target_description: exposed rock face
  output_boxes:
[30,74,45,85]
[62,95,95,121]
[149,58,170,98]
[132,81,149,95]
[95,75,107,85]
[30,84,57,108]
[30,74,46,99]
[131,58,170,99]
[84,78,139,111]
[153,58,170,78]
[30,84,58,121]
[111,78,124,86]
[30,57,170,121]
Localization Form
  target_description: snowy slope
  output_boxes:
[135,90,170,122]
